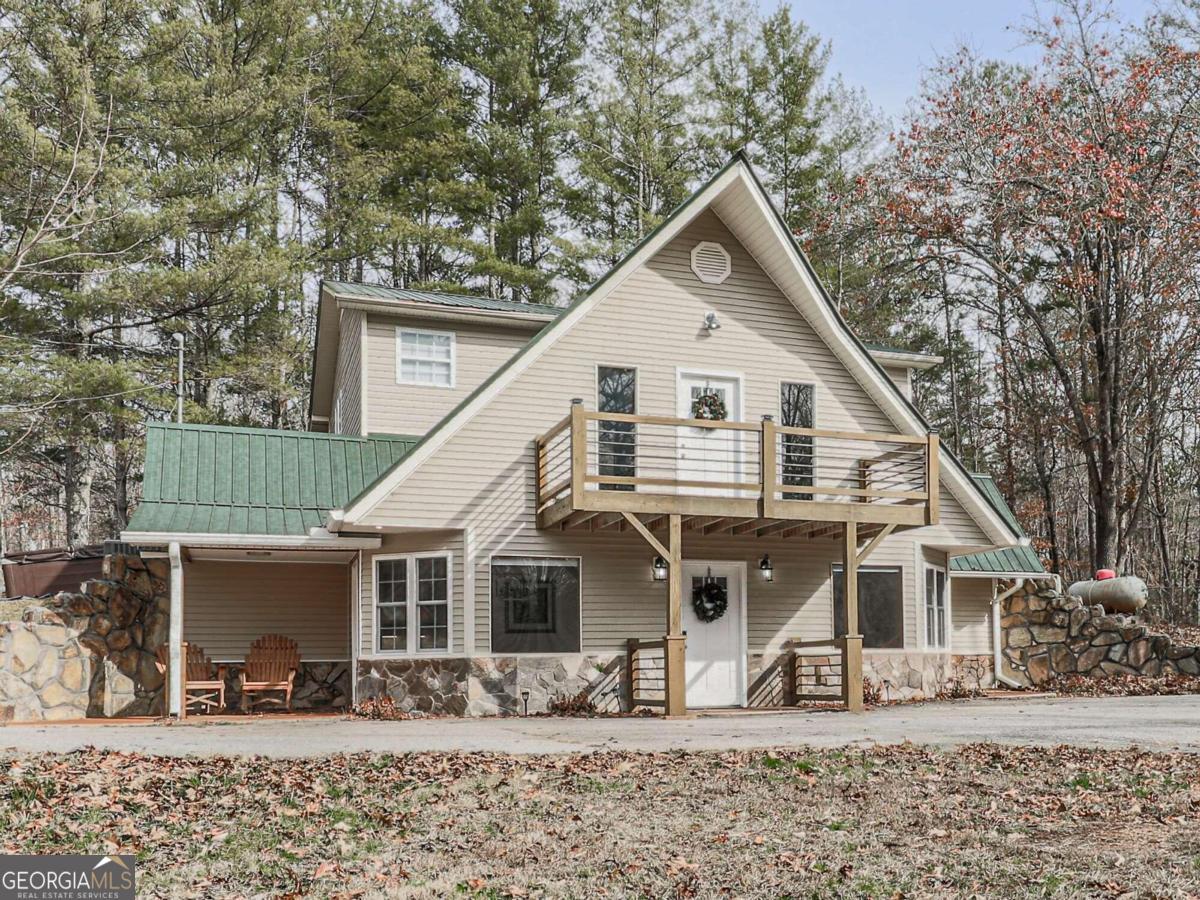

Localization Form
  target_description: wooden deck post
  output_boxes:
[569,399,587,506]
[842,635,864,713]
[760,415,777,518]
[925,430,940,525]
[663,513,687,717]
[841,522,864,713]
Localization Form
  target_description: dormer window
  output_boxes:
[397,327,455,388]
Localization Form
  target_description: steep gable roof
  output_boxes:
[126,423,418,536]
[330,153,1024,549]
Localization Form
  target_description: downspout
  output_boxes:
[168,542,184,717]
[992,577,1025,689]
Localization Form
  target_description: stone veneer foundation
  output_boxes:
[359,647,995,715]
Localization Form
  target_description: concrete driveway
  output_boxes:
[2,695,1197,758]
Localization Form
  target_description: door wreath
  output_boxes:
[691,390,727,422]
[692,579,728,623]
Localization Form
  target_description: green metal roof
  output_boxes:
[951,475,1045,576]
[324,281,563,318]
[126,423,420,536]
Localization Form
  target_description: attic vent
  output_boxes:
[690,241,731,284]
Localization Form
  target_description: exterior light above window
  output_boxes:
[652,556,669,581]
[759,554,774,582]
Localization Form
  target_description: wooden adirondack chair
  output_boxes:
[239,634,301,712]
[154,642,227,715]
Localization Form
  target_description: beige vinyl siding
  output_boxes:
[365,314,534,436]
[951,576,994,655]
[183,560,349,660]
[359,531,464,658]
[356,210,999,654]
[333,308,364,435]
[882,365,911,400]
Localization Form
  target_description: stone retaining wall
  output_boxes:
[0,555,169,721]
[1001,583,1200,685]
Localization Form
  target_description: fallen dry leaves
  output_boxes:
[1,743,1198,897]
[1043,672,1200,697]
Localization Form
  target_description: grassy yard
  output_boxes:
[2,744,1198,898]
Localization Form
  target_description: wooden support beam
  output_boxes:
[755,520,794,538]
[663,514,687,718]
[732,518,767,536]
[622,512,670,560]
[925,432,940,525]
[701,518,730,534]
[841,522,864,714]
[856,523,896,567]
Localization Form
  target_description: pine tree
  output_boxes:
[572,0,710,268]
[452,0,586,303]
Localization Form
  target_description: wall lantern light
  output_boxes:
[759,554,774,582]
[652,555,669,581]
[703,311,721,331]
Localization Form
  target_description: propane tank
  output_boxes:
[1066,572,1148,614]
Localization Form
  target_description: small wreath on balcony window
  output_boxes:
[691,391,727,422]
[692,580,729,623]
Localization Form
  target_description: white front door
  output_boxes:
[681,561,744,707]
[677,372,742,494]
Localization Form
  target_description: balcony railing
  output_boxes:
[536,405,939,529]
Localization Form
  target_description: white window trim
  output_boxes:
[372,551,454,657]
[487,553,583,656]
[923,562,950,651]
[395,326,456,388]
[830,564,905,649]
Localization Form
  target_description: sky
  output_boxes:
[777,0,1161,121]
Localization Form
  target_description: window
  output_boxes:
[374,554,451,654]
[832,566,904,649]
[397,328,454,387]
[924,565,948,649]
[597,365,636,491]
[780,382,815,500]
[491,557,580,653]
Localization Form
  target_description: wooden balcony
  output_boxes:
[535,404,939,538]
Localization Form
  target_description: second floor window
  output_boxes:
[597,365,636,491]
[780,382,815,499]
[397,328,455,387]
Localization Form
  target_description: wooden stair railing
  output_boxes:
[625,637,667,711]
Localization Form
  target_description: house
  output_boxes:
[122,153,1045,716]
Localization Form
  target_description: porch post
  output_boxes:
[167,541,185,718]
[841,523,864,713]
[663,513,687,717]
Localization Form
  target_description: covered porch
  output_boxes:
[534,402,945,717]
[151,537,378,718]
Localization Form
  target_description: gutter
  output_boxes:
[992,578,1027,689]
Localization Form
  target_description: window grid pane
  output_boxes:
[398,330,453,386]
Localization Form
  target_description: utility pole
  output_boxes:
[172,333,185,424]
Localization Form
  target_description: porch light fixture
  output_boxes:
[759,554,774,582]
[703,311,721,331]
[652,555,669,581]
